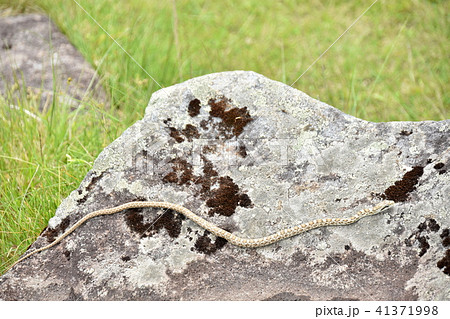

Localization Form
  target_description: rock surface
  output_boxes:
[0,14,107,110]
[0,71,449,300]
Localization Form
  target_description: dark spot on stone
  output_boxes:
[163,118,172,124]
[161,156,253,218]
[194,230,227,254]
[437,228,450,276]
[388,251,391,255]
[443,238,450,247]
[344,245,351,250]
[193,156,218,193]
[400,130,412,136]
[434,163,444,169]
[121,256,131,262]
[441,229,450,248]
[162,158,194,185]
[77,172,105,204]
[125,208,185,239]
[188,99,201,117]
[208,97,253,137]
[406,218,441,257]
[237,144,247,158]
[44,216,71,242]
[438,170,447,175]
[417,221,427,232]
[427,159,432,164]
[166,121,201,143]
[417,236,430,257]
[199,119,210,130]
[404,238,412,247]
[383,166,424,202]
[202,157,218,178]
[206,176,253,216]
[63,250,71,261]
[428,219,440,232]
[437,250,450,276]
[167,126,185,143]
[441,228,450,246]
[124,210,148,234]
[238,193,252,208]
[181,124,200,141]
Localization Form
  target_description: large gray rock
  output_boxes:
[0,71,448,300]
[0,14,107,110]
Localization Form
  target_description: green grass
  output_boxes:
[0,0,448,273]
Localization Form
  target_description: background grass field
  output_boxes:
[0,0,448,273]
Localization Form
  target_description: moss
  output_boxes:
[194,230,227,254]
[208,97,253,137]
[383,166,424,202]
[125,208,185,239]
[206,176,253,217]
[188,99,201,117]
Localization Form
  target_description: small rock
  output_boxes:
[0,14,107,110]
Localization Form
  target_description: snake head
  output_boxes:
[377,200,395,212]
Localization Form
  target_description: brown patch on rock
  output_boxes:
[208,97,253,137]
[237,144,247,158]
[438,228,450,276]
[125,208,185,239]
[400,130,413,136]
[194,156,218,193]
[417,236,430,257]
[188,99,201,117]
[405,218,441,257]
[182,124,200,141]
[165,121,200,143]
[441,229,450,247]
[43,216,71,242]
[427,219,440,232]
[383,166,424,202]
[167,126,185,143]
[162,158,195,185]
[206,176,253,216]
[162,157,252,218]
[433,162,446,175]
[437,250,450,276]
[194,230,228,254]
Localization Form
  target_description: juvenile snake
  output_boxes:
[9,200,394,270]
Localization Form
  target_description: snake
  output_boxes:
[8,199,395,270]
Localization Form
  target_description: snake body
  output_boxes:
[9,200,394,270]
